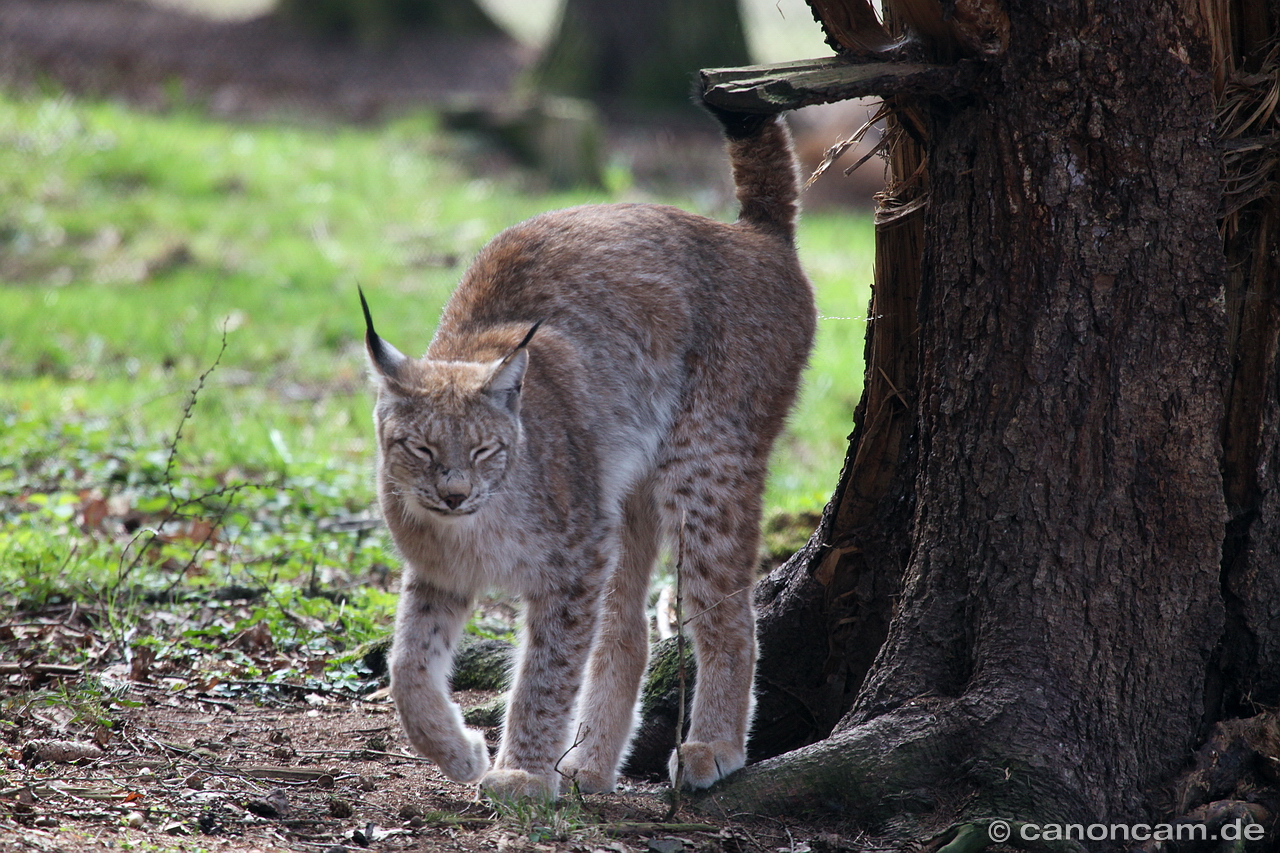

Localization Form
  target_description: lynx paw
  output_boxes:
[557,758,617,794]
[480,768,559,801]
[433,728,491,784]
[668,740,746,789]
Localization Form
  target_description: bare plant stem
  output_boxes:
[163,325,228,501]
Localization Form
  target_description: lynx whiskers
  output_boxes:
[361,105,815,800]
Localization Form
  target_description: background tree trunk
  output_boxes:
[707,0,1264,834]
[275,0,501,45]
[532,0,751,114]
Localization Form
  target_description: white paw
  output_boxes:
[557,758,617,794]
[434,727,491,783]
[668,740,745,789]
[480,768,559,801]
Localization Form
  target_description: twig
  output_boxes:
[604,822,720,836]
[554,722,590,797]
[0,663,83,677]
[680,585,748,625]
[665,512,689,821]
[114,330,230,588]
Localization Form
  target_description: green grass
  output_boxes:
[0,88,873,667]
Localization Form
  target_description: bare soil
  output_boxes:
[0,609,858,853]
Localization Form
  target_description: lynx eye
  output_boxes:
[397,439,435,461]
[472,443,501,462]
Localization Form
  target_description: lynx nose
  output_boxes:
[438,471,472,510]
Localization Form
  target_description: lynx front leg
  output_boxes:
[482,576,601,800]
[390,578,489,783]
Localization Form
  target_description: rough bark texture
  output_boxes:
[847,3,1226,820]
[710,0,1239,832]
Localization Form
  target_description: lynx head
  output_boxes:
[360,289,538,522]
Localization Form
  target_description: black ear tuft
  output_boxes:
[516,320,543,350]
[359,286,376,336]
[359,286,408,379]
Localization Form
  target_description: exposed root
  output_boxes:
[690,694,1105,845]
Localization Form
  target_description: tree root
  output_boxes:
[926,822,994,853]
[696,705,1280,850]
[1173,712,1280,815]
[1129,711,1280,851]
[689,693,1107,846]
[692,699,962,824]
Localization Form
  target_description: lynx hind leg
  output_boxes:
[559,484,660,794]
[390,579,490,783]
[661,459,764,789]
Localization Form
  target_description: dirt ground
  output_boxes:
[0,606,860,853]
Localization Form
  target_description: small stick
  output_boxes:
[554,722,590,799]
[665,513,689,821]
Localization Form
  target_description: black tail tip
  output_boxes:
[693,77,773,141]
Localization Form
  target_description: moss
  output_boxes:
[760,510,822,569]
[463,695,507,728]
[452,636,513,692]
[640,637,697,719]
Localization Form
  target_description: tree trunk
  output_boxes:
[532,0,750,113]
[703,0,1271,835]
[275,0,501,45]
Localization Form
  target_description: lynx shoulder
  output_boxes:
[362,109,815,799]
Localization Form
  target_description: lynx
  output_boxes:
[361,106,815,800]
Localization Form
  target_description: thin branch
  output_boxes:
[665,512,689,821]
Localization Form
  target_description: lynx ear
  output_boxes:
[359,287,408,382]
[483,321,541,415]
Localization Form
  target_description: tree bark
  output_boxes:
[841,4,1227,818]
[708,0,1249,834]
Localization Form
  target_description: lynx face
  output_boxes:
[373,358,525,522]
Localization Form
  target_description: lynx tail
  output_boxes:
[700,102,800,240]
